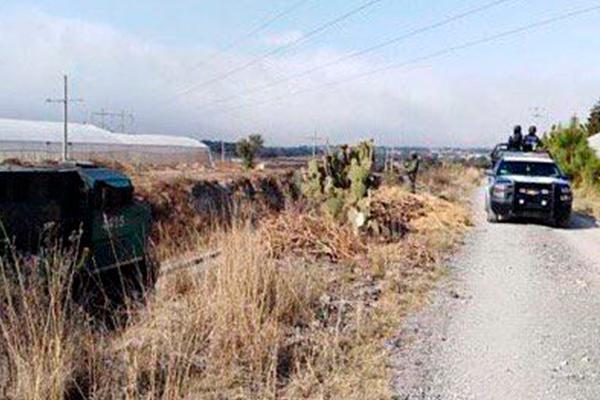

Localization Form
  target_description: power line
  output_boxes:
[221,0,312,54]
[170,0,312,90]
[170,0,386,100]
[91,109,134,132]
[209,3,600,116]
[197,0,517,109]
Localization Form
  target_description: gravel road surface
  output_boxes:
[392,189,600,399]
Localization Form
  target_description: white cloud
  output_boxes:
[0,8,598,147]
[260,30,304,46]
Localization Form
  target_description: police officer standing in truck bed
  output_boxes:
[508,125,524,151]
[523,125,541,152]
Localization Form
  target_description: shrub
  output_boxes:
[544,116,600,189]
[236,134,264,169]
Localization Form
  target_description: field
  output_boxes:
[0,158,480,399]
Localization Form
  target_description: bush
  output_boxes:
[544,116,600,189]
[236,134,264,169]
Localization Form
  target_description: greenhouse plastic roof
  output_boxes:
[0,118,207,148]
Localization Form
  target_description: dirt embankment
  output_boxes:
[133,169,301,257]
[134,163,477,262]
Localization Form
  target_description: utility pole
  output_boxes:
[92,108,109,129]
[221,139,226,163]
[46,75,83,162]
[92,109,133,132]
[305,130,327,159]
[118,110,134,133]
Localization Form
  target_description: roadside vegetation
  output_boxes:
[0,148,479,399]
[236,134,264,169]
[543,101,600,218]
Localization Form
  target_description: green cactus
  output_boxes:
[301,140,378,232]
[322,188,346,219]
[348,159,371,204]
[301,159,325,200]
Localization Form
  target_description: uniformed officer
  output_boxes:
[404,152,420,193]
[508,125,523,151]
[523,125,541,152]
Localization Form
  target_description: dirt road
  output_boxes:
[393,189,600,399]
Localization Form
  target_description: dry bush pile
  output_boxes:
[258,179,466,264]
[261,211,367,262]
[367,187,427,241]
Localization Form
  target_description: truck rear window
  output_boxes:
[98,185,133,210]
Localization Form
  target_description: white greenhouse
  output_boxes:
[0,118,212,165]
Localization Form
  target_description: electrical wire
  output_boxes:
[166,0,312,93]
[196,0,518,109]
[170,0,386,100]
[209,3,600,116]
[222,0,312,53]
[181,0,312,73]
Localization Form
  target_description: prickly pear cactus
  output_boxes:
[322,188,346,219]
[348,159,370,204]
[301,159,325,200]
[301,140,379,230]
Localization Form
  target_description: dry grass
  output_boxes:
[420,163,482,202]
[91,228,327,399]
[0,164,479,399]
[0,242,93,400]
[574,186,600,219]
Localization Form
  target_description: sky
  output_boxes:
[1,0,600,147]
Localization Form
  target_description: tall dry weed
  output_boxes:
[0,242,92,400]
[92,227,324,399]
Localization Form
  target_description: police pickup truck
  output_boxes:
[485,151,573,227]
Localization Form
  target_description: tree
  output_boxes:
[587,99,600,137]
[236,134,264,169]
[544,116,600,187]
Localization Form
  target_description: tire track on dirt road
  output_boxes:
[392,189,600,399]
